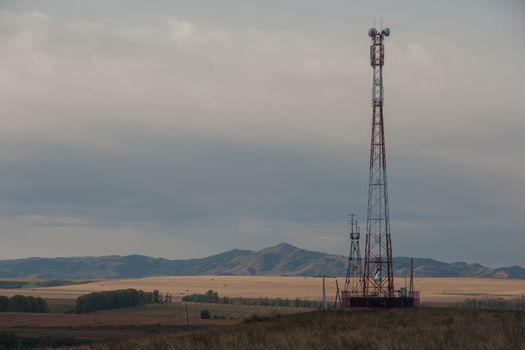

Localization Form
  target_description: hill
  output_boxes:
[0,243,524,279]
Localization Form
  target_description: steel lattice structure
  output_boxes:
[344,214,363,296]
[363,27,395,298]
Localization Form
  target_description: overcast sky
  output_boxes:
[0,0,524,266]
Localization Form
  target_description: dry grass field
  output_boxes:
[1,276,524,305]
[50,308,525,350]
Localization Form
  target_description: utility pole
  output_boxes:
[322,276,327,310]
[334,279,341,309]
[409,257,414,296]
[185,303,189,328]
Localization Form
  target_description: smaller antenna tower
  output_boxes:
[344,214,363,296]
[341,214,363,307]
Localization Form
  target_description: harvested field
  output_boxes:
[0,302,310,342]
[0,302,308,327]
[0,311,235,328]
[93,302,310,319]
[1,276,524,304]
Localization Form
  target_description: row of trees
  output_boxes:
[183,290,219,303]
[457,294,525,311]
[183,290,320,308]
[0,295,49,313]
[75,288,172,313]
[224,296,321,308]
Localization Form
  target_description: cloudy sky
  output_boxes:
[0,0,524,266]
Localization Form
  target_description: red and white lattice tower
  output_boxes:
[362,26,395,298]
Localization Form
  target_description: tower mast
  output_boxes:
[363,26,394,298]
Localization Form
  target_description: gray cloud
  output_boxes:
[0,2,523,266]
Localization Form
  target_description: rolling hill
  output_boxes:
[0,243,523,279]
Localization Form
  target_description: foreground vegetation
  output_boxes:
[0,333,90,349]
[454,294,525,311]
[45,308,525,350]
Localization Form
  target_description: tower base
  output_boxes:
[342,296,417,308]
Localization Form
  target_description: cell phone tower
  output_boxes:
[344,214,363,296]
[362,25,395,298]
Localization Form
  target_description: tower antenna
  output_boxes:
[342,26,417,308]
[363,24,394,299]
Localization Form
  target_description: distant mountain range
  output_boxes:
[0,243,524,279]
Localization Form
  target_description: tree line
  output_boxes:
[182,290,219,303]
[75,288,172,313]
[0,295,49,313]
[183,290,321,308]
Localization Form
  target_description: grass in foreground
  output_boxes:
[0,332,91,349]
[55,308,525,350]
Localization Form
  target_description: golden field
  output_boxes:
[1,276,524,304]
